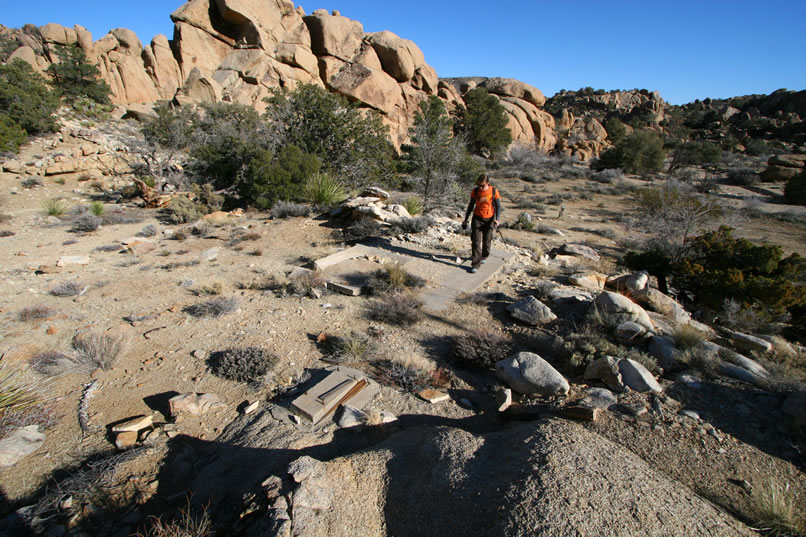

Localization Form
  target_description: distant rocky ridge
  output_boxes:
[0,0,559,154]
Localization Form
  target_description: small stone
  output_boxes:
[115,431,138,449]
[56,255,90,267]
[112,415,153,433]
[46,325,57,335]
[418,389,449,403]
[679,410,701,421]
[495,388,512,412]
[337,404,368,428]
[191,349,206,359]
[242,400,260,415]
[290,414,301,425]
[199,247,219,262]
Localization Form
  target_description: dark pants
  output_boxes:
[471,216,494,267]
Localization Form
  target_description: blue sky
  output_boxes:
[3,0,805,105]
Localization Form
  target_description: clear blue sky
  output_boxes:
[3,0,805,105]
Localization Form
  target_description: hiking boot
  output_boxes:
[469,267,479,273]
[481,257,488,264]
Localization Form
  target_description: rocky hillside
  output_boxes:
[0,0,555,153]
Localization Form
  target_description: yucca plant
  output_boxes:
[402,196,424,216]
[89,201,105,216]
[0,360,42,413]
[303,173,346,207]
[42,199,68,217]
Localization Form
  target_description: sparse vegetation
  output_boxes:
[42,199,67,217]
[71,214,101,232]
[271,200,311,219]
[366,264,426,295]
[50,281,84,297]
[31,350,96,376]
[137,224,158,237]
[184,296,239,318]
[328,331,377,363]
[18,304,55,322]
[372,356,431,393]
[208,347,278,383]
[0,360,41,413]
[751,476,806,537]
[288,270,326,297]
[367,293,424,326]
[71,330,129,371]
[89,201,105,216]
[672,324,708,350]
[137,502,213,537]
[401,196,424,216]
[452,329,512,370]
[303,172,346,207]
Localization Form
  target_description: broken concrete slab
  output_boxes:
[418,389,449,403]
[291,368,371,424]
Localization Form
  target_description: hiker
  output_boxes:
[461,174,501,273]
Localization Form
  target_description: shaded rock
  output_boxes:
[168,393,224,417]
[579,387,617,409]
[0,426,45,466]
[648,335,681,371]
[729,331,774,354]
[591,291,654,330]
[495,388,512,412]
[583,355,625,392]
[115,431,138,449]
[506,296,557,325]
[782,391,806,429]
[719,363,768,387]
[551,243,600,261]
[677,372,702,389]
[495,352,569,396]
[111,415,153,433]
[618,359,662,393]
[336,405,368,429]
[614,321,647,342]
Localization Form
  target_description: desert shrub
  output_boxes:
[167,184,222,224]
[303,172,346,207]
[137,224,158,237]
[669,141,722,173]
[367,293,424,325]
[784,170,806,206]
[721,298,783,335]
[265,83,394,186]
[192,282,223,296]
[42,199,67,217]
[168,196,203,224]
[184,297,239,318]
[69,96,114,121]
[271,200,311,218]
[0,113,26,153]
[672,324,709,350]
[342,218,386,241]
[31,350,96,376]
[89,201,105,216]
[726,167,758,186]
[46,45,110,105]
[401,196,424,216]
[71,214,101,232]
[0,230,14,237]
[138,502,213,537]
[0,360,41,413]
[366,264,426,295]
[0,402,60,438]
[50,281,84,297]
[389,215,435,234]
[595,130,665,174]
[0,59,59,137]
[208,347,278,383]
[288,270,325,297]
[452,87,512,158]
[604,117,628,145]
[22,176,43,188]
[510,212,536,231]
[452,329,512,370]
[327,331,377,363]
[591,168,624,183]
[94,244,122,253]
[72,330,128,371]
[506,144,543,170]
[18,305,55,322]
[751,476,806,537]
[372,357,431,393]
[241,144,322,209]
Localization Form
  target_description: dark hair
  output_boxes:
[475,174,489,185]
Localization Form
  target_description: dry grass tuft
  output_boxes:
[0,360,42,413]
[50,281,85,297]
[452,329,512,370]
[72,330,129,371]
[18,304,56,322]
[367,293,424,326]
[366,264,425,295]
[751,476,806,537]
[289,270,325,297]
[673,323,709,350]
[372,355,433,393]
[137,502,213,537]
[184,297,239,318]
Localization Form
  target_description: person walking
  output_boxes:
[462,174,501,273]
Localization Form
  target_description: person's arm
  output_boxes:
[493,197,501,224]
[464,197,475,222]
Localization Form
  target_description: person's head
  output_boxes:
[475,174,490,187]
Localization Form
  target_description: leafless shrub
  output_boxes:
[137,224,158,237]
[271,201,310,219]
[192,282,223,296]
[18,305,56,322]
[367,293,424,326]
[371,356,431,393]
[100,208,144,225]
[0,402,61,437]
[452,329,512,370]
[591,168,624,183]
[93,244,122,253]
[366,264,426,295]
[208,347,278,383]
[389,215,435,234]
[0,230,14,237]
[184,296,239,318]
[289,270,325,297]
[50,281,85,297]
[72,330,129,371]
[71,214,101,232]
[137,501,213,537]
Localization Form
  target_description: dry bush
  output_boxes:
[751,476,806,537]
[0,230,15,237]
[31,350,94,376]
[677,346,721,377]
[93,244,122,253]
[366,264,425,295]
[71,214,101,232]
[289,270,325,297]
[389,215,435,234]
[327,331,376,363]
[137,503,213,537]
[208,347,278,383]
[452,329,512,370]
[18,304,56,322]
[0,360,42,413]
[50,281,84,297]
[192,282,223,296]
[271,201,310,219]
[0,402,60,437]
[372,356,432,393]
[72,330,129,371]
[367,293,424,326]
[101,207,144,225]
[137,224,158,237]
[672,323,709,350]
[184,297,238,318]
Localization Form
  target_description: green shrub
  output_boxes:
[595,130,665,174]
[452,87,512,158]
[264,84,394,186]
[42,199,67,217]
[604,117,627,145]
[46,45,111,105]
[69,96,114,120]
[303,172,346,207]
[784,170,806,206]
[726,167,758,186]
[0,113,26,153]
[0,59,59,136]
[89,201,105,216]
[241,145,321,210]
[0,360,41,413]
[669,141,721,173]
[168,184,223,224]
[402,196,424,216]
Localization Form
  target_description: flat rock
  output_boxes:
[0,426,45,466]
[337,404,368,428]
[169,392,224,417]
[720,363,768,387]
[729,331,774,354]
[506,296,557,325]
[495,388,512,412]
[579,387,617,409]
[111,415,153,433]
[552,243,600,261]
[567,272,607,291]
[199,247,219,262]
[614,321,647,342]
[618,359,662,393]
[115,431,138,449]
[418,389,449,403]
[495,352,569,396]
[56,255,90,267]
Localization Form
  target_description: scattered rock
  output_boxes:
[618,359,662,393]
[0,426,46,466]
[506,296,557,325]
[56,255,90,267]
[495,352,570,396]
[592,291,654,330]
[168,392,224,417]
[579,387,617,409]
[614,321,647,342]
[567,272,607,290]
[729,331,774,355]
[677,372,702,389]
[648,335,681,371]
[495,387,512,412]
[115,431,138,449]
[336,405,368,428]
[199,247,219,262]
[583,355,625,392]
[719,363,768,387]
[679,410,701,421]
[418,389,449,404]
[551,243,600,261]
[242,401,260,415]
